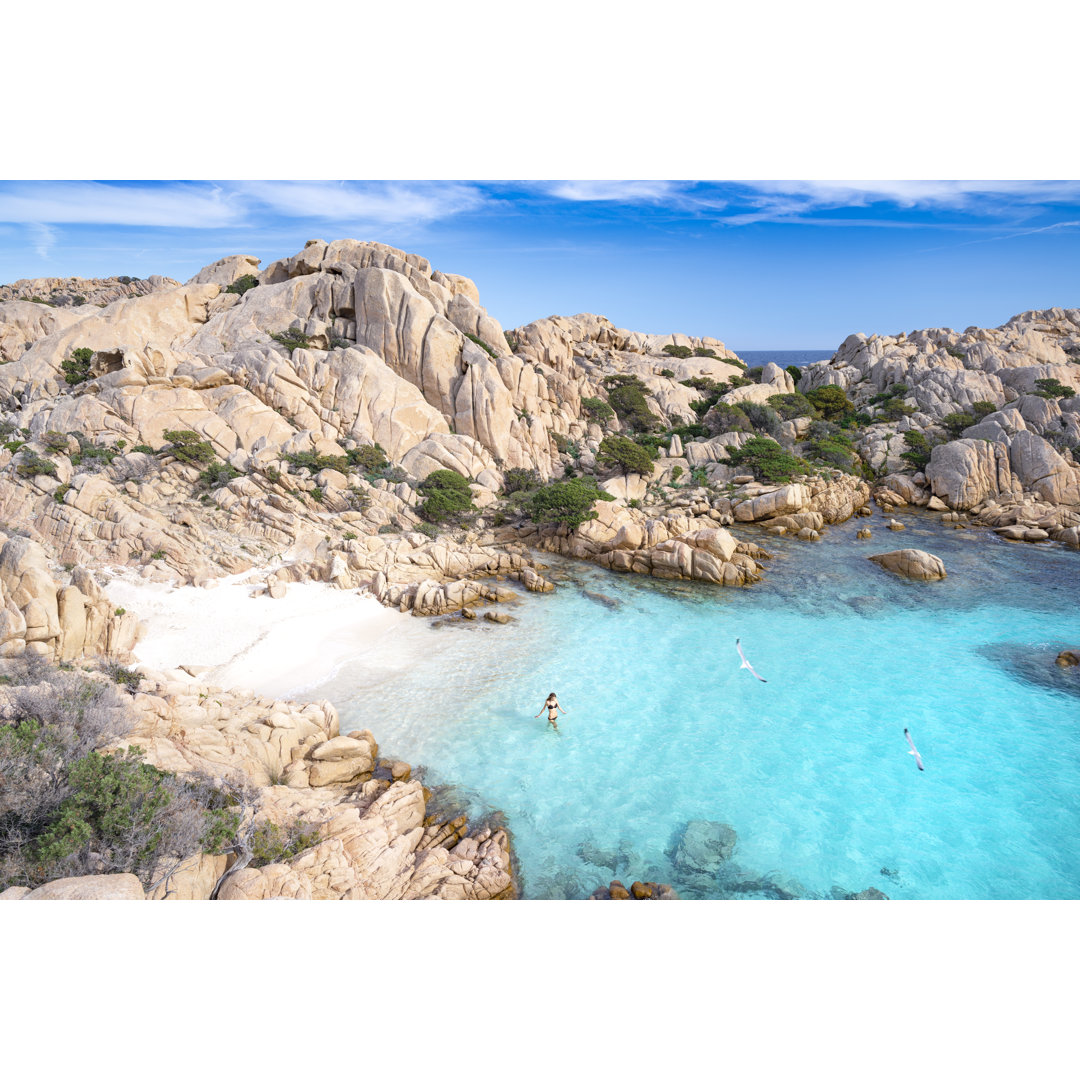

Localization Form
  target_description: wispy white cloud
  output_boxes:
[27,223,57,258]
[538,180,692,204]
[230,181,489,225]
[0,182,240,227]
[742,180,1080,209]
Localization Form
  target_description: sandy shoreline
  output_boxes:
[103,570,430,700]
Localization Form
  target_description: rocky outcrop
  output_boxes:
[0,534,136,660]
[4,664,515,901]
[799,310,1080,520]
[868,548,947,581]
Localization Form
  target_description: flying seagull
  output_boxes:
[904,728,924,771]
[736,639,766,683]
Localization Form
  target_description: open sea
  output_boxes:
[312,508,1080,901]
[736,350,834,368]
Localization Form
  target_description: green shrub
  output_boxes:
[270,328,313,353]
[941,412,975,438]
[53,482,71,503]
[667,422,708,440]
[248,819,320,866]
[99,660,140,689]
[378,524,401,534]
[42,431,70,454]
[786,365,802,385]
[724,436,809,483]
[900,430,932,470]
[726,375,753,390]
[346,443,388,473]
[869,383,909,405]
[61,347,94,386]
[15,451,57,478]
[161,430,215,466]
[526,476,615,530]
[464,332,498,359]
[767,393,816,420]
[663,344,693,359]
[971,401,998,420]
[602,375,658,432]
[660,368,676,378]
[199,461,242,488]
[741,402,782,438]
[581,396,614,422]
[807,429,857,473]
[131,444,155,456]
[745,366,764,384]
[418,469,474,524]
[151,550,166,560]
[3,440,25,453]
[503,468,541,494]
[945,346,965,359]
[597,435,656,475]
[693,347,716,358]
[283,450,349,474]
[878,398,915,422]
[690,466,708,486]
[805,385,853,421]
[671,465,683,481]
[224,274,259,296]
[1034,378,1076,400]
[504,330,520,352]
[704,402,752,436]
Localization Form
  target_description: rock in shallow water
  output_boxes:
[868,548,947,581]
[673,819,738,878]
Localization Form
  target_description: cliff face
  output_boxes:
[0,239,759,615]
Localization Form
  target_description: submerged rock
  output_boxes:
[672,819,737,879]
[1056,650,1080,668]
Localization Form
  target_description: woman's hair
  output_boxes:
[546,693,557,702]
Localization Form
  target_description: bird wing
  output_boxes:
[904,729,925,770]
[736,639,766,682]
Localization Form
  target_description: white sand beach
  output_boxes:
[103,570,432,700]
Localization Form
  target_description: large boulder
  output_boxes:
[733,484,810,522]
[22,873,146,900]
[868,549,947,581]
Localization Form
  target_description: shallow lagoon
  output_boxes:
[316,510,1080,899]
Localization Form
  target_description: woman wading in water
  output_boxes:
[535,693,567,731]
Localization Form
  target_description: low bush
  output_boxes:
[767,393,816,420]
[941,412,976,439]
[670,465,683,481]
[804,385,853,421]
[745,366,764,384]
[15,451,57,478]
[161,430,215,466]
[417,469,474,524]
[503,468,541,494]
[869,383,909,405]
[741,402,783,438]
[726,375,753,390]
[61,347,94,386]
[53,482,71,503]
[224,274,259,296]
[42,431,71,454]
[346,443,388,473]
[724,436,809,483]
[663,344,692,359]
[786,365,802,385]
[248,819,320,867]
[131,444,155,456]
[667,421,708,440]
[900,430,932,470]
[971,400,998,420]
[270,328,313,353]
[199,461,243,488]
[597,435,656,475]
[945,346,966,359]
[581,396,614,422]
[1034,378,1076,400]
[660,368,675,378]
[525,476,615,530]
[703,402,752,436]
[807,429,857,473]
[602,375,658,432]
[283,450,349,474]
[877,398,915,422]
[464,332,498,359]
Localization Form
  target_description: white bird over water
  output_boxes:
[904,728,925,771]
[736,639,767,683]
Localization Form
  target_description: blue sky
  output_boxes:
[0,180,1077,350]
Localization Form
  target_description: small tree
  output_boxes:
[61,347,94,386]
[526,477,615,530]
[941,412,975,439]
[162,430,216,465]
[805,384,853,421]
[1034,378,1076,400]
[581,396,614,422]
[596,436,655,475]
[224,274,259,296]
[417,469,474,524]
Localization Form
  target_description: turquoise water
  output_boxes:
[320,511,1080,899]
